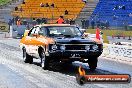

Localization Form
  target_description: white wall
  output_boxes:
[102,44,132,62]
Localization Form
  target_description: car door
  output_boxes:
[35,27,49,45]
[25,26,41,56]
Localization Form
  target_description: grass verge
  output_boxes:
[0,0,11,6]
[86,29,132,37]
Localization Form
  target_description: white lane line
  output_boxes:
[100,56,132,66]
[66,75,76,78]
[94,84,107,88]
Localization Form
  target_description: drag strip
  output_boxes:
[0,39,131,88]
[0,64,38,88]
[0,39,116,75]
[0,42,84,88]
[0,39,102,88]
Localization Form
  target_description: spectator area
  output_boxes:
[11,0,85,23]
[89,0,132,27]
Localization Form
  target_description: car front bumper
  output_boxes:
[46,50,102,59]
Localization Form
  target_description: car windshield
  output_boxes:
[41,26,82,37]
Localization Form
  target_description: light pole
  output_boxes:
[113,15,118,29]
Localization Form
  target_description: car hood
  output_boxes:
[53,37,96,44]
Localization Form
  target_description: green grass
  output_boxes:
[0,0,11,6]
[86,29,132,37]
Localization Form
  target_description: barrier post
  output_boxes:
[4,33,6,38]
[112,35,114,39]
[9,25,13,38]
[123,34,125,39]
[103,34,109,44]
[117,34,120,39]
[128,36,131,40]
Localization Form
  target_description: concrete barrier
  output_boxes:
[102,43,132,62]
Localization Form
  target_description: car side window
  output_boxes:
[40,27,47,36]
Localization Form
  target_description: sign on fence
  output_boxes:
[0,22,9,32]
[0,26,6,30]
[102,44,132,62]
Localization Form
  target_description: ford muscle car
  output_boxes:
[20,24,103,71]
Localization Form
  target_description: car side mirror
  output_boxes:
[83,33,88,38]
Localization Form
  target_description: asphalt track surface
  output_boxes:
[0,38,131,88]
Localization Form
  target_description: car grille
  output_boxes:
[65,45,86,50]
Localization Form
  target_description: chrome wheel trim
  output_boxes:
[41,52,45,68]
[23,49,26,60]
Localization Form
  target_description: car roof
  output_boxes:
[35,24,76,27]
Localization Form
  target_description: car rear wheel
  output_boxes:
[40,50,49,70]
[88,57,98,71]
[23,48,33,64]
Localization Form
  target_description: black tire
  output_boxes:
[23,48,33,64]
[88,57,98,71]
[39,50,49,70]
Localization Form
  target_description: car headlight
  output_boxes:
[85,45,90,51]
[60,45,66,50]
[51,45,58,50]
[92,45,98,50]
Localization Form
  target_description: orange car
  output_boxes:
[20,24,103,70]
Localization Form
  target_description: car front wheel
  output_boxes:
[88,57,98,71]
[40,50,49,70]
[23,48,33,64]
